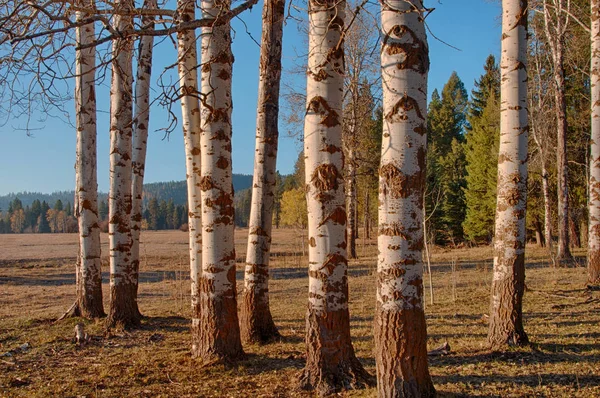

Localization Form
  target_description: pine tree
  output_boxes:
[426,72,468,243]
[463,98,500,243]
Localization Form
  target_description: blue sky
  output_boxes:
[0,0,501,195]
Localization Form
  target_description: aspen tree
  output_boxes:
[375,0,435,396]
[193,0,244,362]
[542,0,572,260]
[72,0,104,319]
[176,0,203,343]
[240,0,285,344]
[106,0,141,328]
[131,0,156,306]
[299,0,373,393]
[589,0,600,284]
[488,0,529,350]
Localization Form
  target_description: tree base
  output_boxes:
[105,285,142,330]
[375,306,435,398]
[240,288,281,344]
[488,331,530,352]
[587,250,600,285]
[299,309,375,396]
[192,293,244,365]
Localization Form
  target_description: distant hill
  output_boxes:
[0,174,254,210]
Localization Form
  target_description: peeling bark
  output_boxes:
[488,0,529,351]
[376,1,435,396]
[240,0,284,344]
[106,0,141,329]
[72,0,104,319]
[193,0,243,363]
[589,0,600,285]
[131,0,156,316]
[300,0,373,394]
[177,0,204,346]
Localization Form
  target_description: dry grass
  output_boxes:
[0,230,598,397]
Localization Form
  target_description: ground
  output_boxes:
[0,229,598,397]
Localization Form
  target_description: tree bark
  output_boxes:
[73,0,104,318]
[240,0,284,344]
[375,1,435,396]
[488,0,529,351]
[589,0,600,285]
[176,0,203,348]
[106,0,141,329]
[345,148,358,259]
[193,0,244,363]
[131,0,156,318]
[299,0,373,394]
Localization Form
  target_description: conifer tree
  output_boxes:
[463,56,501,243]
[426,72,468,243]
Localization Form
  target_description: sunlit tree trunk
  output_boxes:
[346,147,358,259]
[193,0,244,363]
[176,0,203,347]
[240,0,284,344]
[543,0,572,260]
[589,0,600,284]
[106,0,140,329]
[375,0,435,396]
[131,0,156,313]
[299,0,373,394]
[488,0,529,350]
[72,0,104,318]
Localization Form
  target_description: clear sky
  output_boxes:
[0,0,501,195]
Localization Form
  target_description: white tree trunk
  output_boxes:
[239,0,284,344]
[131,0,156,304]
[299,0,372,393]
[176,0,203,344]
[375,1,434,396]
[589,0,600,284]
[73,0,104,318]
[488,0,529,350]
[106,0,140,328]
[193,0,243,362]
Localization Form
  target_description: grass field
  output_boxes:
[0,229,599,397]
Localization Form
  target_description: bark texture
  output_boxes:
[73,0,104,318]
[176,0,203,346]
[240,0,285,344]
[589,0,600,285]
[376,1,435,396]
[488,0,529,350]
[193,0,244,363]
[131,0,156,314]
[106,0,141,329]
[299,0,373,394]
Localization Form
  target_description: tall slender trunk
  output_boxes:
[73,0,104,318]
[542,165,553,250]
[176,0,203,348]
[193,0,243,363]
[240,0,284,344]
[106,0,140,329]
[375,1,435,396]
[543,0,571,260]
[131,0,156,315]
[299,0,373,394]
[346,148,358,259]
[488,0,529,350]
[364,189,370,240]
[589,0,600,284]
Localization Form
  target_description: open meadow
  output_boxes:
[0,229,599,397]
